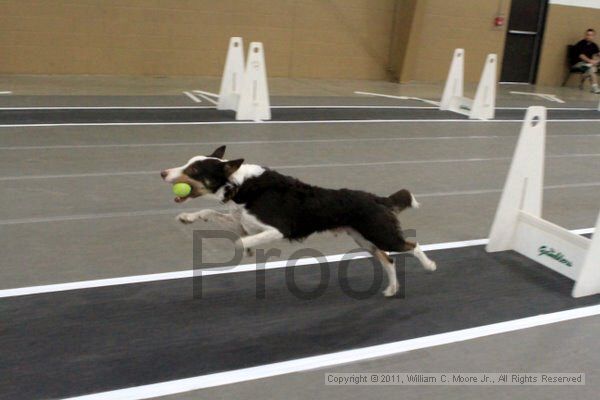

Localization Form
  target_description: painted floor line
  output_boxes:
[62,303,600,400]
[2,153,599,182]
[2,182,600,226]
[354,91,440,106]
[1,133,598,151]
[0,238,484,298]
[1,229,596,299]
[0,106,216,110]
[2,118,600,128]
[193,92,219,105]
[510,91,565,104]
[0,104,595,111]
[353,90,593,109]
[182,91,202,103]
[192,90,219,97]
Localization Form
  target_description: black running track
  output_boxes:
[2,245,600,399]
[1,107,600,125]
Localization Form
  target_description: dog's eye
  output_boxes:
[187,166,200,175]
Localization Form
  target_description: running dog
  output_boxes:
[160,146,436,297]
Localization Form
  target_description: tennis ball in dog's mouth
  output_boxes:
[172,182,192,198]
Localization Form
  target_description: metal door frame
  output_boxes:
[500,0,549,84]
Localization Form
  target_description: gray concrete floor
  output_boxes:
[1,121,598,289]
[165,315,600,400]
[1,77,599,399]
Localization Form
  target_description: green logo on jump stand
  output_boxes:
[538,246,573,267]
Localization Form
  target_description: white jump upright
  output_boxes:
[236,42,271,121]
[440,48,464,110]
[217,37,245,111]
[487,106,600,298]
[197,37,271,121]
[440,49,497,120]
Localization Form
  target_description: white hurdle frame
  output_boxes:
[207,37,271,121]
[440,48,497,120]
[236,42,271,121]
[217,37,245,112]
[486,106,600,298]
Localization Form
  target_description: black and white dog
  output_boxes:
[161,146,436,297]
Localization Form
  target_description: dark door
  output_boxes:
[500,0,548,83]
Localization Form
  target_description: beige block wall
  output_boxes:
[537,4,600,86]
[0,0,398,79]
[7,0,563,85]
[397,0,511,83]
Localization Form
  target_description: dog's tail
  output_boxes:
[387,189,419,212]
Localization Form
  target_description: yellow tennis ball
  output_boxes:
[172,182,192,197]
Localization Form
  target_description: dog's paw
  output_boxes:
[383,284,399,297]
[423,260,437,272]
[177,212,196,224]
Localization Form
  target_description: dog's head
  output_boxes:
[160,145,244,203]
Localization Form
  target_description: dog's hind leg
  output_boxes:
[347,229,399,297]
[401,241,437,272]
[375,250,399,297]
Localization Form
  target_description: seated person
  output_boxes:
[572,28,600,93]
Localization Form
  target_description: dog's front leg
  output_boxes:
[177,210,247,235]
[236,229,283,251]
[178,210,256,256]
[177,209,227,224]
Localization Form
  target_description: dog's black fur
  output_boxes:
[218,168,414,252]
[162,146,436,296]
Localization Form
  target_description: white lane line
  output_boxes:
[510,91,565,104]
[0,91,12,95]
[354,90,590,109]
[193,90,219,97]
[0,208,185,225]
[0,106,216,110]
[2,182,600,226]
[0,136,527,151]
[2,119,599,128]
[274,154,599,169]
[3,228,596,299]
[193,92,219,105]
[1,134,598,151]
[354,91,441,106]
[417,181,600,198]
[182,91,202,103]
[0,103,594,110]
[2,154,599,182]
[0,237,488,298]
[61,303,600,400]
[0,135,503,150]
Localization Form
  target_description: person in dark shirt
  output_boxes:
[572,29,600,93]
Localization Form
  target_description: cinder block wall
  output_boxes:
[537,3,600,86]
[0,0,397,79]
[395,0,511,84]
[2,0,582,86]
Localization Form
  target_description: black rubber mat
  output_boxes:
[1,107,599,125]
[1,245,599,399]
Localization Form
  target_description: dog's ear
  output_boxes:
[224,159,244,176]
[209,145,226,159]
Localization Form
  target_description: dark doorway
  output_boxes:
[500,0,548,83]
